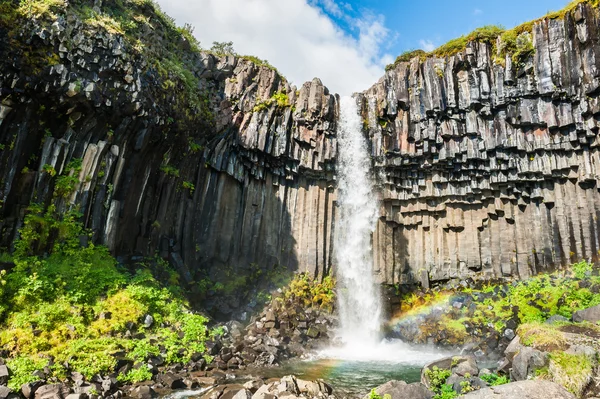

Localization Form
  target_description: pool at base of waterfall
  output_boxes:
[257,358,422,397]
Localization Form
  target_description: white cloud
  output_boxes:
[318,0,343,17]
[154,0,393,95]
[419,39,436,52]
[473,8,483,15]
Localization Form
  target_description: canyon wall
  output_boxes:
[3,0,600,311]
[0,0,336,317]
[360,2,600,287]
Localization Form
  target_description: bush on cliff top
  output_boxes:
[0,203,219,389]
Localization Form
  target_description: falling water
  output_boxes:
[334,96,382,348]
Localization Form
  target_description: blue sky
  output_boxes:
[157,0,571,95]
[317,0,568,54]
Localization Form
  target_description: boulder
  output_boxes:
[363,380,432,399]
[21,381,44,399]
[130,386,156,399]
[454,357,479,377]
[572,304,600,323]
[504,336,522,362]
[0,365,9,385]
[34,384,71,399]
[0,386,13,399]
[157,372,186,389]
[296,379,332,396]
[461,380,576,398]
[511,347,549,381]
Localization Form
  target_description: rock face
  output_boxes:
[2,0,600,315]
[0,0,336,316]
[360,2,600,286]
[460,380,576,399]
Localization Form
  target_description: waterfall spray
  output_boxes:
[335,96,382,347]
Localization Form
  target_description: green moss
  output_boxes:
[549,352,593,397]
[182,181,195,193]
[517,322,568,351]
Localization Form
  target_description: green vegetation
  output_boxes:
[517,322,568,351]
[433,384,457,399]
[160,164,180,177]
[41,164,56,177]
[54,158,82,198]
[480,373,509,386]
[432,25,505,58]
[424,366,452,395]
[385,0,600,71]
[182,181,195,193]
[398,261,600,341]
[548,352,594,396]
[279,273,335,312]
[368,389,391,399]
[0,202,218,389]
[253,91,291,113]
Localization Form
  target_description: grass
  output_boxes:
[548,352,594,397]
[517,322,568,351]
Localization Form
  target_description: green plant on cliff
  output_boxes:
[280,273,336,312]
[253,91,291,113]
[432,25,505,58]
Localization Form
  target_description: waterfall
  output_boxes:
[335,96,382,347]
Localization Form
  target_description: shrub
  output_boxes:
[480,372,509,386]
[425,366,452,393]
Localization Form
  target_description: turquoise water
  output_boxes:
[258,358,423,397]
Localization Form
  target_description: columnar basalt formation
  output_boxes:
[3,0,600,314]
[360,2,600,287]
[0,0,337,316]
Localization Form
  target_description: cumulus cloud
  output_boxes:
[419,39,436,52]
[154,0,394,95]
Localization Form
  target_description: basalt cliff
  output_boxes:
[1,0,600,316]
